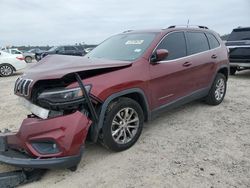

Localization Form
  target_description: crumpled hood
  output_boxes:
[22,55,132,81]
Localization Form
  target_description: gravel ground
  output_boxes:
[0,65,249,188]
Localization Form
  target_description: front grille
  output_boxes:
[14,78,33,96]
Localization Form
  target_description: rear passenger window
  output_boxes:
[157,32,186,60]
[186,32,209,55]
[206,33,220,49]
[65,46,75,50]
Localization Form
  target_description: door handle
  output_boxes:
[211,54,217,59]
[183,62,192,67]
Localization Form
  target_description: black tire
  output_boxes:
[230,67,237,75]
[35,54,40,61]
[102,97,144,152]
[25,56,32,63]
[0,64,14,77]
[205,73,227,105]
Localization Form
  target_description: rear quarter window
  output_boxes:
[186,32,209,55]
[206,33,220,49]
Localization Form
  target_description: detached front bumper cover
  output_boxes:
[0,146,83,169]
[0,110,92,169]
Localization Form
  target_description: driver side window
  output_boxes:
[157,32,187,61]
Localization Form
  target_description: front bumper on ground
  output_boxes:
[0,147,83,169]
[0,111,92,169]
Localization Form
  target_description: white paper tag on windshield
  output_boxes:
[125,40,144,45]
[134,49,142,52]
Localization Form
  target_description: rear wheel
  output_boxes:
[205,73,227,105]
[25,56,32,63]
[102,98,144,152]
[0,64,14,77]
[230,67,237,75]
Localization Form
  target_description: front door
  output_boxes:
[149,31,196,109]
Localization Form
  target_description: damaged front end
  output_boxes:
[0,73,97,170]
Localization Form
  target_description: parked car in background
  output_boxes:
[225,27,250,75]
[35,45,85,61]
[0,26,229,170]
[2,48,23,55]
[23,48,45,63]
[0,50,26,76]
[26,48,44,53]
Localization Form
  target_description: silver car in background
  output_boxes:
[23,48,44,63]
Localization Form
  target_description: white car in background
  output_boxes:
[0,50,26,77]
[1,48,23,55]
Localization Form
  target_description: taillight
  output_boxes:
[16,57,25,61]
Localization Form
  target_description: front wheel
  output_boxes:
[101,97,144,152]
[205,73,227,105]
[0,64,14,77]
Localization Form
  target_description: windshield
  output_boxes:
[48,46,58,52]
[87,33,156,61]
[27,49,34,53]
[228,28,250,41]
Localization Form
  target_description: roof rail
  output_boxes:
[167,25,209,29]
[198,25,209,29]
[123,30,133,33]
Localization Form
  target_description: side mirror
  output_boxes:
[150,49,169,64]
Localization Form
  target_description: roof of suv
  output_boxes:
[122,26,215,35]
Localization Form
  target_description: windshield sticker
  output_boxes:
[134,49,142,53]
[125,40,144,45]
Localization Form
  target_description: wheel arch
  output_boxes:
[92,88,150,142]
[217,65,229,80]
[121,92,150,122]
[0,63,16,71]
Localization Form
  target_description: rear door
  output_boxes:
[149,31,196,109]
[185,31,216,90]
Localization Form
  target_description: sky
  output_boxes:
[0,0,249,46]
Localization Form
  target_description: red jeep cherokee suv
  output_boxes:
[0,26,229,170]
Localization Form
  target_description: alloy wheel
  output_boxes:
[0,65,13,76]
[111,107,139,144]
[214,78,225,101]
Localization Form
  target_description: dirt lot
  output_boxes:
[0,66,249,188]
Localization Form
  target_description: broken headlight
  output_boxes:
[37,86,91,110]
